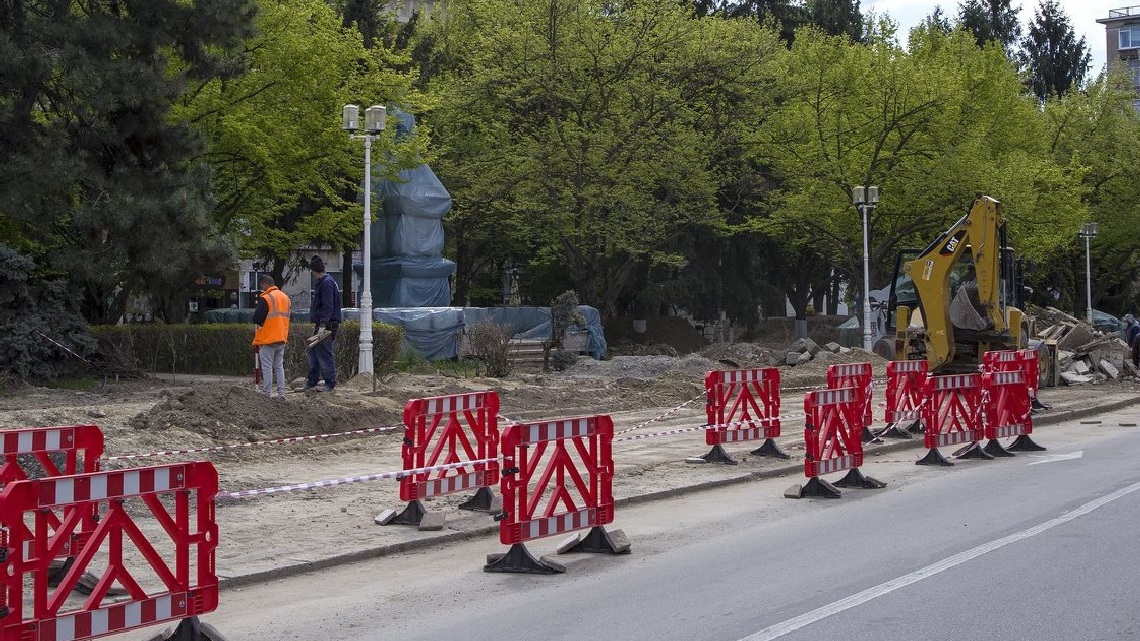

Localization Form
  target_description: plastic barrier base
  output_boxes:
[143,617,230,641]
[983,439,1016,458]
[749,438,790,459]
[1006,434,1047,452]
[458,486,496,512]
[388,499,427,526]
[565,526,632,555]
[953,442,995,460]
[861,427,882,444]
[876,422,916,440]
[699,444,738,465]
[800,476,842,499]
[916,448,954,467]
[484,543,562,574]
[832,467,887,489]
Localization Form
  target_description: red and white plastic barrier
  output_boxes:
[793,388,885,498]
[981,369,1046,455]
[384,391,501,526]
[826,363,874,441]
[487,414,626,574]
[917,374,987,466]
[697,368,788,464]
[0,462,219,641]
[878,360,928,439]
[984,348,1044,409]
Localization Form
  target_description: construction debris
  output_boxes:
[1033,306,1131,386]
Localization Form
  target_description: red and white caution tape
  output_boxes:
[613,392,706,436]
[105,424,404,462]
[218,457,499,499]
[614,425,706,443]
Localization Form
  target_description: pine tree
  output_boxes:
[958,0,1021,50]
[0,0,257,323]
[1019,0,1091,99]
[807,0,864,43]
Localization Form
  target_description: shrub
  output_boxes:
[548,348,578,372]
[0,244,94,383]
[468,320,513,378]
[91,321,404,381]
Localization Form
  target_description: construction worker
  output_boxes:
[304,255,342,392]
[252,274,291,399]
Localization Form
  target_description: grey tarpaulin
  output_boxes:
[206,305,607,361]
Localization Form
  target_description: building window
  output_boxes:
[1120,26,1140,49]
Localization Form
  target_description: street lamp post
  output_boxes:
[852,186,879,352]
[1079,222,1098,325]
[342,104,387,375]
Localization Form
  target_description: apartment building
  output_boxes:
[1097,6,1140,110]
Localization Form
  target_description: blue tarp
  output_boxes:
[206,305,607,361]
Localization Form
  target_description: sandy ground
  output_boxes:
[0,349,1134,593]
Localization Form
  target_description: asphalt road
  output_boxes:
[124,406,1140,641]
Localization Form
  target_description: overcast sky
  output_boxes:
[863,0,1123,74]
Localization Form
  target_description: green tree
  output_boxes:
[426,0,785,312]
[1019,0,1091,100]
[756,24,1084,316]
[692,0,807,45]
[176,0,425,291]
[0,0,257,323]
[957,0,1022,50]
[808,0,864,42]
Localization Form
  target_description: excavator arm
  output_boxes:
[895,196,1025,371]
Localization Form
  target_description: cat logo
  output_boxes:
[940,231,966,255]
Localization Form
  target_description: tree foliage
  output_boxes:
[175,0,426,286]
[0,0,257,324]
[425,0,785,312]
[957,0,1022,50]
[1019,0,1091,100]
[0,244,94,382]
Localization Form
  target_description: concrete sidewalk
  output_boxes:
[215,386,1140,589]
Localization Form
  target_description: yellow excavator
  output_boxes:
[883,195,1036,373]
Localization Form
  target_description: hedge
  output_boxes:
[91,321,404,381]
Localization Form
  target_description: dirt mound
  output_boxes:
[127,385,403,443]
[699,343,780,367]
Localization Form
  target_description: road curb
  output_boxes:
[217,393,1140,590]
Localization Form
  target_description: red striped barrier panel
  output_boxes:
[791,388,885,499]
[984,349,1046,410]
[0,425,104,586]
[0,462,220,641]
[878,360,928,439]
[386,391,501,526]
[982,370,1045,456]
[486,414,626,574]
[0,425,103,485]
[826,363,874,442]
[917,374,988,466]
[697,368,788,464]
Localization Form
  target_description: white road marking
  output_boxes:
[1027,451,1084,466]
[738,480,1140,641]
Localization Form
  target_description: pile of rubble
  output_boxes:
[783,338,872,366]
[1035,307,1134,385]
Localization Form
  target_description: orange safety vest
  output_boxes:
[253,286,291,346]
